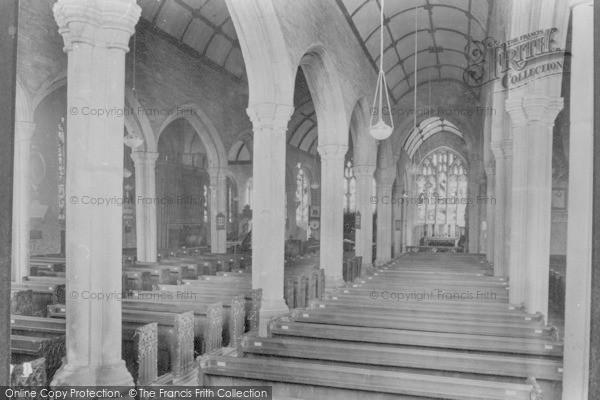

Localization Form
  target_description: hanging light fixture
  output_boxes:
[369,0,393,141]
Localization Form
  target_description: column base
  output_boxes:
[361,263,375,277]
[51,360,133,389]
[258,297,289,337]
[375,258,391,267]
[325,275,345,292]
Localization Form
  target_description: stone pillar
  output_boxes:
[502,139,513,273]
[392,185,403,257]
[51,0,140,386]
[247,103,293,335]
[467,155,482,253]
[490,141,506,276]
[208,167,227,254]
[484,164,495,265]
[563,1,593,397]
[131,151,158,262]
[404,166,419,248]
[318,144,348,288]
[506,93,563,315]
[11,121,35,282]
[375,180,393,264]
[353,165,375,271]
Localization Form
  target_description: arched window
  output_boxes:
[245,178,253,208]
[295,164,310,222]
[343,160,356,212]
[416,147,468,238]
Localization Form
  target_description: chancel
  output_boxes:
[0,0,597,399]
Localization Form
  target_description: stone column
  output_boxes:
[506,94,563,315]
[404,166,419,248]
[318,144,348,288]
[375,180,393,264]
[467,155,482,253]
[490,141,506,276]
[52,0,140,386]
[484,164,495,265]
[131,151,158,262]
[247,103,293,335]
[502,139,513,273]
[11,121,35,282]
[563,1,593,397]
[353,165,375,272]
[208,167,227,254]
[392,185,403,257]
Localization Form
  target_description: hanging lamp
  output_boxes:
[369,0,393,141]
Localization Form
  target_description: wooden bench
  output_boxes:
[241,335,564,381]
[11,283,65,316]
[198,352,541,400]
[10,334,64,384]
[10,357,47,390]
[124,296,236,347]
[23,309,197,382]
[156,285,262,333]
[268,319,563,357]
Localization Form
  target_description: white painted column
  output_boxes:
[484,164,495,265]
[52,0,140,386]
[563,1,593,397]
[392,185,403,257]
[404,166,419,248]
[353,165,375,272]
[131,151,158,262]
[506,94,563,315]
[375,180,393,264]
[318,144,348,288]
[490,141,506,276]
[467,155,482,253]
[208,167,227,254]
[502,139,513,274]
[11,121,35,282]
[247,104,293,334]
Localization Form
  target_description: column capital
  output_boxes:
[522,94,563,125]
[352,164,376,178]
[15,121,36,141]
[490,140,503,159]
[247,103,293,130]
[505,98,527,126]
[317,144,348,160]
[53,0,141,52]
[130,151,158,166]
[207,166,228,182]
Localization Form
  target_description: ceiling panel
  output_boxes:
[339,0,492,101]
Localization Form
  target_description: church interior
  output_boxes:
[0,0,597,399]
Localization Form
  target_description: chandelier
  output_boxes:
[124,129,143,148]
[369,0,393,141]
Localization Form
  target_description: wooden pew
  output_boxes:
[123,297,235,347]
[10,334,64,384]
[198,352,541,400]
[156,285,262,333]
[18,310,197,383]
[241,335,564,381]
[11,283,65,316]
[10,357,47,390]
[267,319,563,357]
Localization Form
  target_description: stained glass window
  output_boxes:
[295,165,310,222]
[245,178,253,208]
[416,148,468,237]
[343,160,356,212]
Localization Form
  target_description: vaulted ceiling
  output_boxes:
[137,0,245,79]
[338,0,493,102]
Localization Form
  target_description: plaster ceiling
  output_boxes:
[338,0,492,102]
[137,0,244,79]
